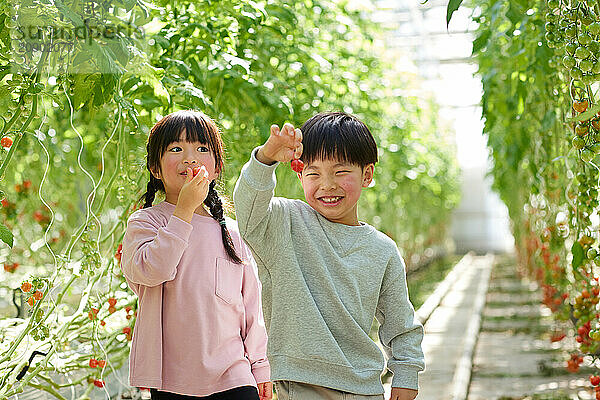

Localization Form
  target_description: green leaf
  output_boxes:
[71,73,96,110]
[572,241,584,269]
[0,224,13,248]
[472,29,491,54]
[447,0,464,27]
[54,0,84,25]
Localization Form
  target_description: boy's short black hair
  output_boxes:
[300,112,378,168]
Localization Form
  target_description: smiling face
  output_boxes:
[146,110,225,206]
[152,137,218,205]
[299,157,374,226]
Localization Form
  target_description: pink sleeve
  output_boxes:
[240,243,271,384]
[121,213,193,287]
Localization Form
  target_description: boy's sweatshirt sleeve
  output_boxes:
[239,243,271,384]
[375,250,425,391]
[233,147,288,256]
[121,213,193,287]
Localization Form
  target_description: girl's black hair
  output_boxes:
[139,110,242,264]
[300,112,378,168]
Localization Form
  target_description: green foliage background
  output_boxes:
[0,0,460,397]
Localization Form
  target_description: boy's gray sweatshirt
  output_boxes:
[233,149,425,395]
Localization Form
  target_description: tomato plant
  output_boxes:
[471,0,600,381]
[0,0,460,397]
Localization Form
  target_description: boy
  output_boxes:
[233,112,424,400]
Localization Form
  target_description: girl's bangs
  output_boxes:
[158,113,214,154]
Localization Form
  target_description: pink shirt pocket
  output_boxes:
[215,257,243,305]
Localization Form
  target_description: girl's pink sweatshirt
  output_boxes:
[120,201,270,397]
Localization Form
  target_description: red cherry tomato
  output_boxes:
[93,379,104,388]
[1,137,13,148]
[290,159,304,173]
[21,282,33,293]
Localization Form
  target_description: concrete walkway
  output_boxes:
[468,258,592,400]
[394,254,594,400]
[413,254,493,400]
[382,254,494,400]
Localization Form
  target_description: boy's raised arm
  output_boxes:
[233,123,302,246]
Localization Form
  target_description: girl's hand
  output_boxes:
[257,382,273,400]
[256,123,302,165]
[389,387,417,400]
[173,165,210,222]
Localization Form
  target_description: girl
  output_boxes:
[120,110,272,400]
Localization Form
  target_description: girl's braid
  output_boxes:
[143,177,159,209]
[204,181,242,264]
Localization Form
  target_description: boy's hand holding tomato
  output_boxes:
[256,123,302,166]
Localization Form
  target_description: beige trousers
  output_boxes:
[275,381,384,400]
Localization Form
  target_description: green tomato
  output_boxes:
[581,148,595,162]
[589,41,600,54]
[548,0,560,9]
[583,73,597,84]
[575,46,592,59]
[566,41,578,54]
[563,55,577,68]
[565,25,578,39]
[573,136,586,149]
[581,14,593,26]
[570,67,584,79]
[588,248,598,259]
[590,22,600,36]
[579,32,593,45]
[580,59,594,72]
